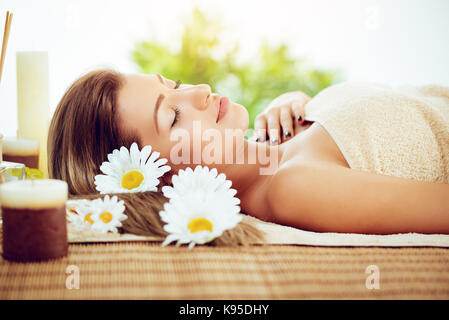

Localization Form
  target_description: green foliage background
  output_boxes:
[132,8,341,129]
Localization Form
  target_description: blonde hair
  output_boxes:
[48,69,264,245]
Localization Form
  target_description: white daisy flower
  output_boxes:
[159,165,242,249]
[94,142,171,194]
[66,196,127,233]
[66,199,95,230]
[89,195,127,234]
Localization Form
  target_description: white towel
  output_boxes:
[243,215,449,247]
[304,81,449,183]
[65,215,449,247]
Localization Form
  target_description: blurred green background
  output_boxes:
[132,8,341,129]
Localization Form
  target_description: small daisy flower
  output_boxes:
[159,165,242,249]
[89,195,127,234]
[66,196,127,233]
[94,142,171,194]
[66,199,95,230]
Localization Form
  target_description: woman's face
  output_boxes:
[117,73,249,169]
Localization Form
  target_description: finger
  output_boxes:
[254,115,268,142]
[280,106,294,142]
[291,101,306,125]
[266,111,281,145]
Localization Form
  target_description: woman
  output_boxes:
[48,70,449,236]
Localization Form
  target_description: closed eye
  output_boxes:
[170,80,182,128]
[171,106,180,127]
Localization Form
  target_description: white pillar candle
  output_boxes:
[16,51,50,177]
[0,179,68,261]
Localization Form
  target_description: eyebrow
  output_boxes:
[154,94,165,135]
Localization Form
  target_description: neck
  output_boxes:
[219,139,283,202]
[168,137,285,210]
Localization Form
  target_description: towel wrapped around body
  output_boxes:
[304,81,449,183]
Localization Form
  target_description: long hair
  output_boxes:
[48,69,263,245]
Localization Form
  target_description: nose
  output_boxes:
[175,83,212,111]
[193,84,212,110]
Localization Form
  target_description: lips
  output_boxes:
[216,96,230,123]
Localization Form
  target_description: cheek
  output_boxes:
[124,111,155,146]
[162,106,248,167]
[163,128,195,165]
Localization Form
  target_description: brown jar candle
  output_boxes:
[0,179,68,262]
[2,137,39,169]
[0,133,3,162]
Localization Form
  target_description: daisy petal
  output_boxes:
[140,145,152,165]
[117,147,128,165]
[130,143,140,165]
[162,234,180,247]
[147,151,161,164]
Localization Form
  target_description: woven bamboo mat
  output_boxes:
[1,242,449,299]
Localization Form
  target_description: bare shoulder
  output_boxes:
[261,122,351,228]
[265,159,319,226]
[265,154,348,229]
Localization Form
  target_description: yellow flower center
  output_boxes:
[84,214,94,225]
[121,170,144,190]
[188,218,213,233]
[100,211,113,223]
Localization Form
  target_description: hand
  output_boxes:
[251,91,311,144]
